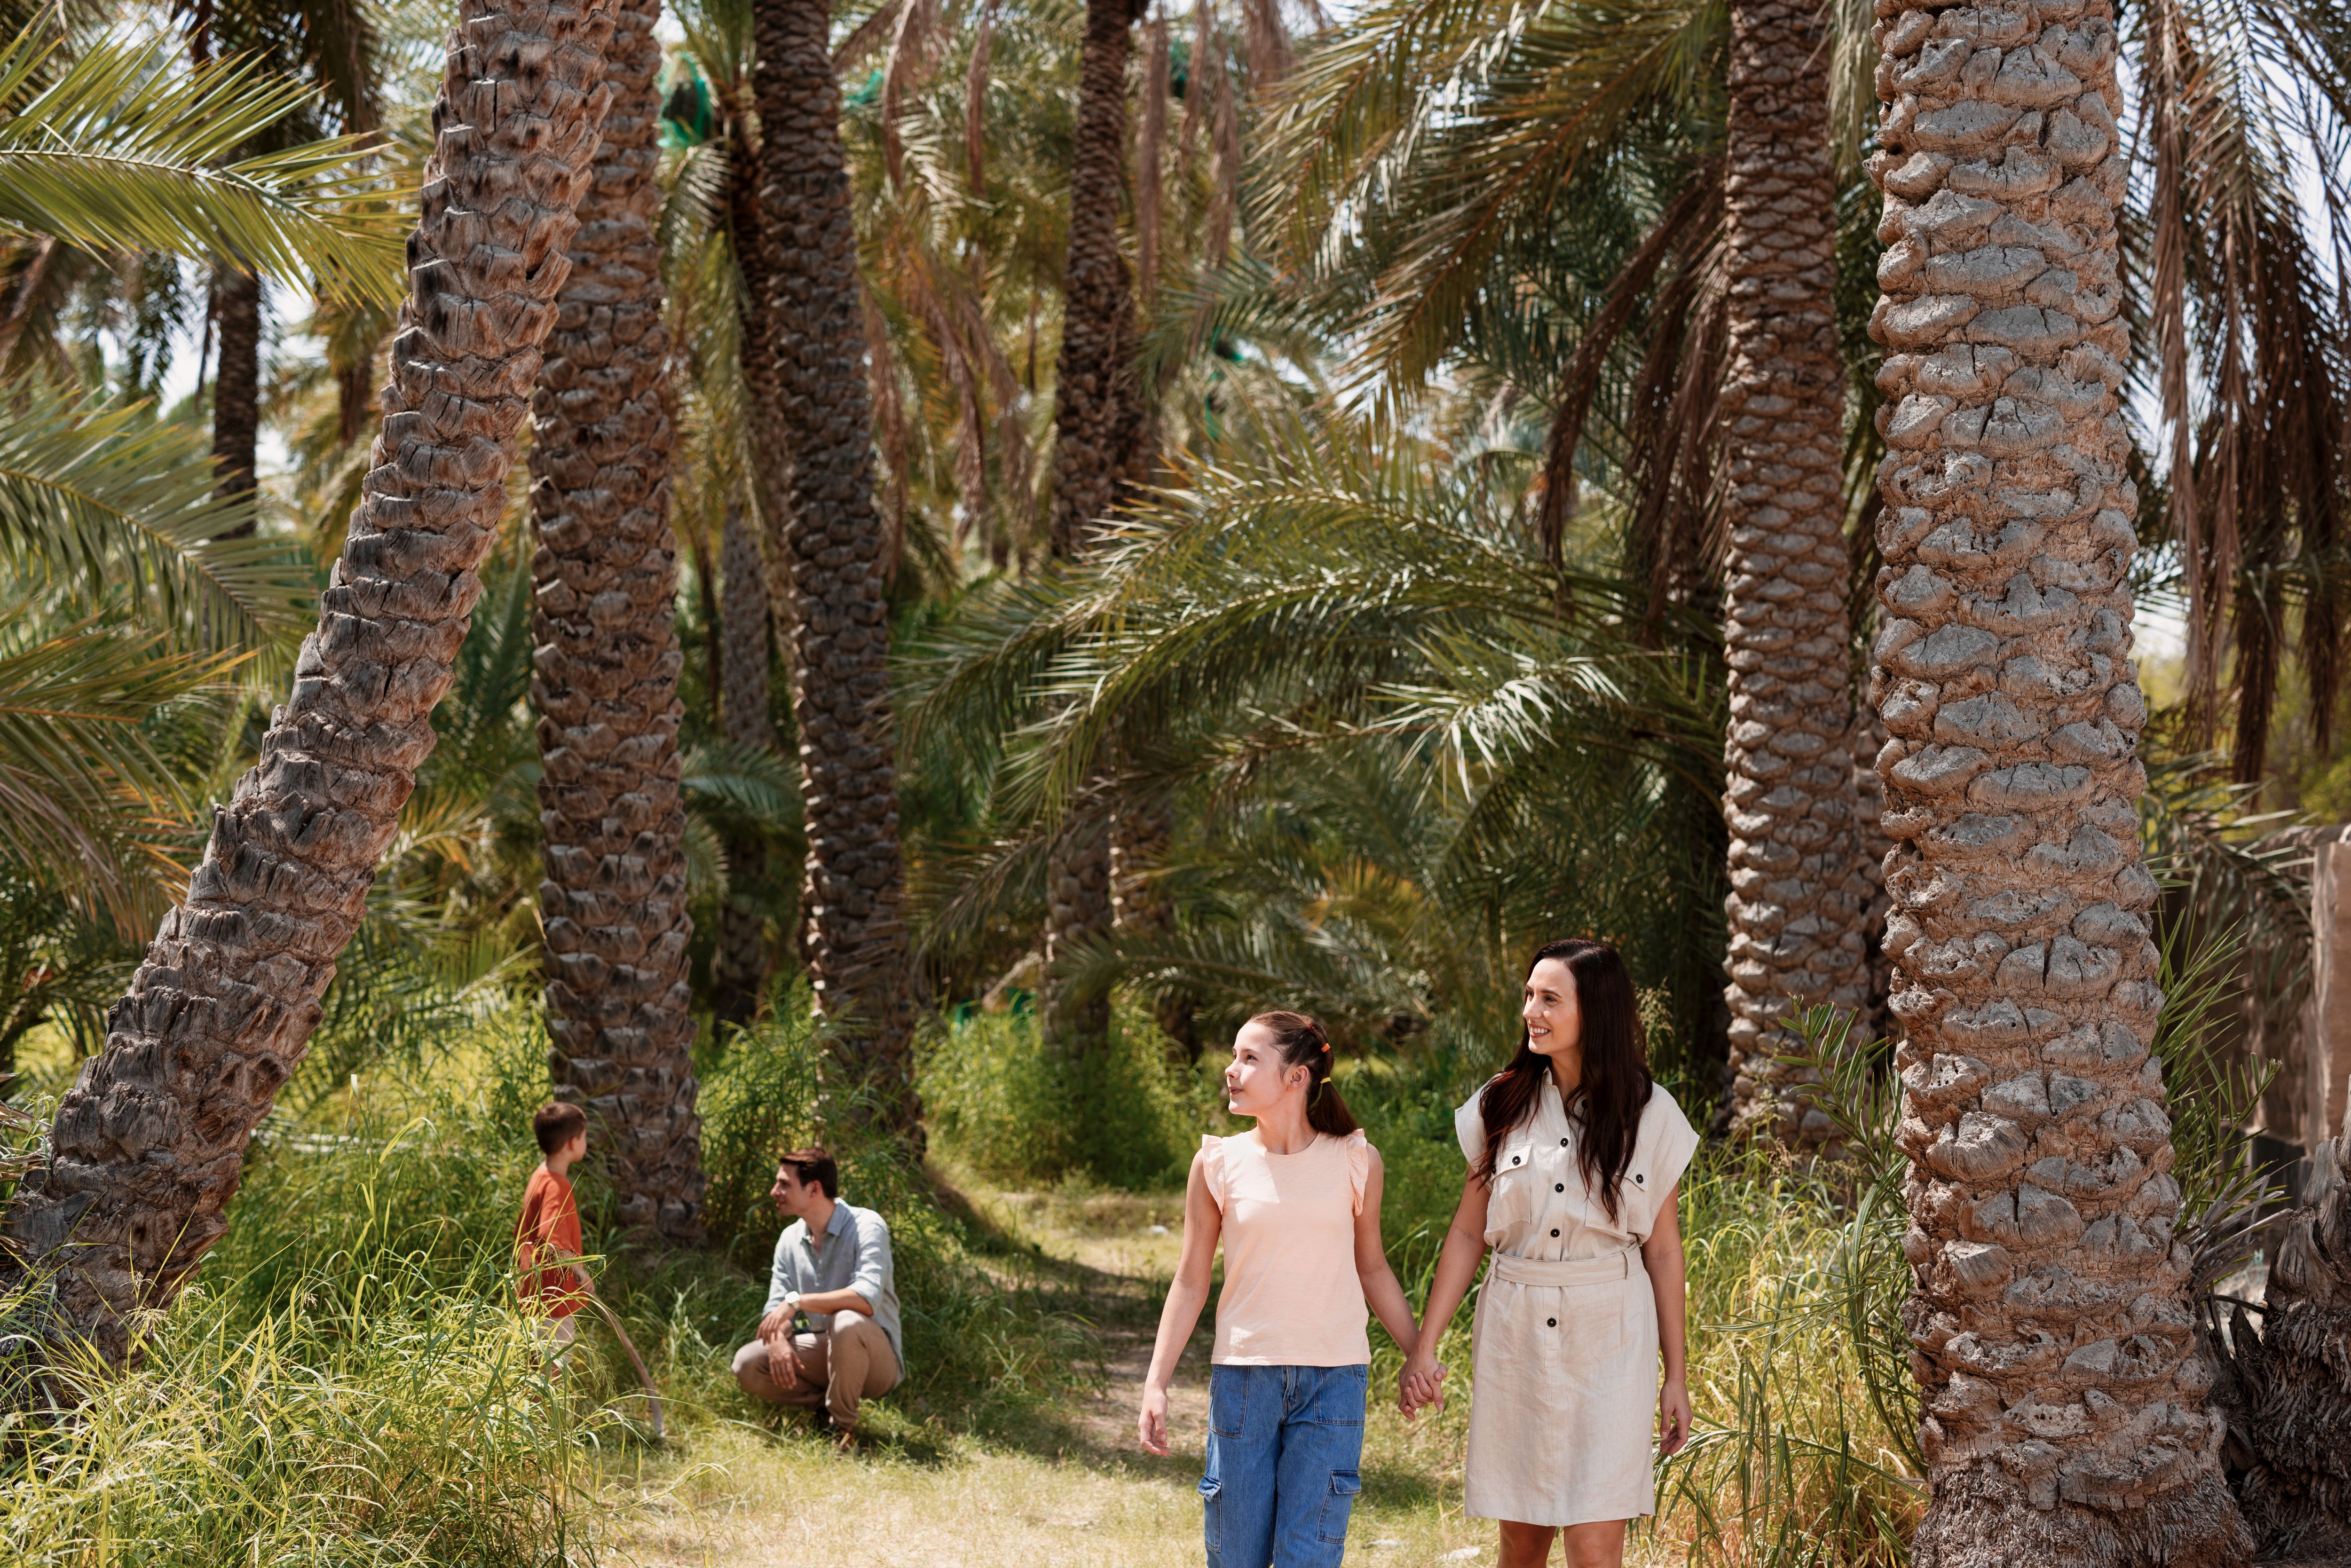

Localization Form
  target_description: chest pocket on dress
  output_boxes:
[1484,1131,1540,1237]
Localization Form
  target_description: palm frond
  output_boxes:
[0,606,244,925]
[0,27,404,303]
[0,385,317,646]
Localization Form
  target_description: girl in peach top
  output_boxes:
[1138,1011,1422,1568]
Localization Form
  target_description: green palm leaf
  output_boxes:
[0,386,318,645]
[0,26,403,303]
[0,607,245,925]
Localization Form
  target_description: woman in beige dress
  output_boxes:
[1400,938,1698,1568]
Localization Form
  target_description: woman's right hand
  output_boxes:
[1138,1382,1173,1455]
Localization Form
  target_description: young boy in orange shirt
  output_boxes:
[515,1101,594,1361]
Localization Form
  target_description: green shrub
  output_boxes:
[917,1004,1200,1189]
[695,1001,828,1271]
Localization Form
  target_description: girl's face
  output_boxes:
[1223,1021,1305,1117]
[1523,957,1582,1059]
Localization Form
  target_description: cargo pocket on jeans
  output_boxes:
[1317,1470,1361,1543]
[1200,1476,1223,1553]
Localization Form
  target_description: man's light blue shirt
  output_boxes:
[765,1198,904,1369]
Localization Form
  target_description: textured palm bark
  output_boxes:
[529,0,702,1246]
[1867,0,2249,1556]
[0,0,615,1367]
[1718,0,1870,1146]
[1111,802,1197,1061]
[752,0,916,1124]
[1041,0,1144,1060]
[1852,708,1898,1038]
[726,110,799,667]
[2209,1120,2351,1557]
[212,267,263,530]
[713,497,773,1028]
[1046,0,1145,561]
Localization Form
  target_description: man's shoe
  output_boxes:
[832,1425,860,1454]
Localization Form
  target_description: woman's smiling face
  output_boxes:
[1223,1020,1301,1116]
[1523,956,1582,1059]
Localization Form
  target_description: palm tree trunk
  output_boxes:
[530,0,702,1246]
[2209,1120,2351,1554]
[1111,800,1196,1061]
[1717,0,1868,1146]
[752,0,917,1130]
[713,496,773,1028]
[726,108,797,662]
[0,0,617,1368]
[1868,0,2249,1555]
[1041,0,1144,1062]
[1047,0,1144,562]
[211,266,262,533]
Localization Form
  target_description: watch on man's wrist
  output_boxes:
[784,1290,803,1319]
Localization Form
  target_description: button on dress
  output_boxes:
[1452,1078,1699,1527]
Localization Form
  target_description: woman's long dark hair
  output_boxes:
[1250,1010,1359,1137]
[1475,938,1651,1222]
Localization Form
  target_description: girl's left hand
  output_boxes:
[1658,1373,1693,1456]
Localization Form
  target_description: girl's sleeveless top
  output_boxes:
[1199,1128,1373,1367]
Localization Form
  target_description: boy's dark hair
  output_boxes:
[533,1101,587,1155]
[778,1146,839,1199]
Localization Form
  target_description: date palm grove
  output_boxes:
[0,0,2345,1557]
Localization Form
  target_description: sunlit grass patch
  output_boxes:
[0,1263,615,1567]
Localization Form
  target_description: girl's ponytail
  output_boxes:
[1249,1010,1359,1137]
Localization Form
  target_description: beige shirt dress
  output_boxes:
[1452,1078,1699,1527]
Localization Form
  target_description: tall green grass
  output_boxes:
[0,1265,608,1566]
[0,993,1097,1563]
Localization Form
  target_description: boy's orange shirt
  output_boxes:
[514,1167,586,1318]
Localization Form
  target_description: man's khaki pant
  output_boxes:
[733,1315,899,1430]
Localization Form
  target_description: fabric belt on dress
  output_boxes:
[1488,1246,1643,1288]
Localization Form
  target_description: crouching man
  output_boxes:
[732,1147,903,1448]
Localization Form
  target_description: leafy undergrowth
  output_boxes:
[0,1265,608,1566]
[0,998,1098,1566]
[0,1001,1926,1567]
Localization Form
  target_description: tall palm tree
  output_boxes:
[1866,0,2248,1554]
[713,496,772,1025]
[1041,0,1145,1059]
[1715,0,1870,1144]
[0,0,615,1368]
[658,0,790,1024]
[1047,0,1145,564]
[752,0,917,1128]
[529,0,702,1246]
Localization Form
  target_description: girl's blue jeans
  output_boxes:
[1200,1363,1367,1568]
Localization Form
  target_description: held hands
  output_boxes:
[1138,1383,1173,1456]
[1398,1351,1446,1416]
